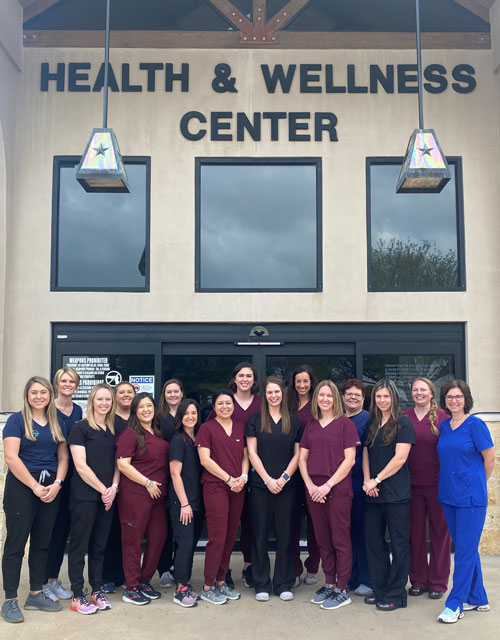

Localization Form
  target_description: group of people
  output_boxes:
[1,361,495,626]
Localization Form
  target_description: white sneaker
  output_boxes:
[463,602,490,612]
[159,570,174,588]
[255,592,270,602]
[42,583,59,602]
[48,579,72,600]
[280,591,294,601]
[438,607,464,623]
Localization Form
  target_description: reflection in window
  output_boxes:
[196,159,322,291]
[363,354,455,409]
[367,159,464,291]
[266,355,355,389]
[52,158,149,290]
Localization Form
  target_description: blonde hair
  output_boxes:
[22,376,65,443]
[86,384,116,434]
[53,366,80,393]
[311,380,343,421]
[412,377,439,436]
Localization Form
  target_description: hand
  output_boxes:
[367,487,379,498]
[230,477,245,492]
[180,504,193,525]
[39,482,61,503]
[310,483,330,503]
[275,477,286,490]
[363,479,378,493]
[32,484,50,500]
[146,480,162,500]
[266,478,282,494]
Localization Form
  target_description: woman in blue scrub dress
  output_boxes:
[436,379,495,624]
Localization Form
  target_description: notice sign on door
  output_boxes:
[129,375,155,396]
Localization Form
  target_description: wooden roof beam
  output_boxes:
[453,0,491,22]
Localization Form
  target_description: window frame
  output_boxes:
[366,156,466,292]
[50,155,151,292]
[195,157,323,293]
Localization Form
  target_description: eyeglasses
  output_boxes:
[344,393,363,399]
[445,395,464,401]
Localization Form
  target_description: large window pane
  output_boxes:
[266,355,355,389]
[52,158,149,291]
[196,159,321,291]
[367,159,464,291]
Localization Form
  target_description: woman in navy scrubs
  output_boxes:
[436,380,495,624]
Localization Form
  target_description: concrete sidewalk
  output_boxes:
[5,553,499,640]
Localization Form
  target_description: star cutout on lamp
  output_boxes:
[93,143,109,156]
[418,145,434,156]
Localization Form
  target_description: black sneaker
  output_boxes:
[138,582,161,600]
[122,587,150,606]
[225,569,235,590]
[242,565,254,588]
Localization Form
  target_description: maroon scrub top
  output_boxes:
[207,396,261,426]
[403,407,449,487]
[296,400,313,426]
[195,418,246,488]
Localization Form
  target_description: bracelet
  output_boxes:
[264,476,272,486]
[144,478,150,487]
[241,473,248,483]
[374,476,382,485]
[226,475,232,485]
[146,480,153,489]
[54,478,63,485]
[181,503,190,508]
[326,481,333,489]
[112,483,119,490]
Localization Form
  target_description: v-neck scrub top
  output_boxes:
[437,415,493,508]
[207,396,262,426]
[56,403,83,440]
[167,432,203,510]
[3,412,59,473]
[195,418,246,488]
[403,407,449,486]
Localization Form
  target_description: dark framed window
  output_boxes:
[51,156,150,291]
[195,158,322,292]
[366,157,465,291]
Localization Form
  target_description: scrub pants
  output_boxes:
[2,472,61,599]
[157,511,175,578]
[291,485,320,577]
[306,476,352,590]
[46,477,71,581]
[409,485,451,593]
[440,503,488,612]
[169,503,204,586]
[118,491,167,589]
[364,501,410,606]
[239,490,253,565]
[203,484,245,586]
[250,487,295,595]
[102,505,125,586]
[348,490,372,590]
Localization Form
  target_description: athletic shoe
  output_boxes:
[311,585,337,605]
[225,570,235,589]
[47,580,72,600]
[173,587,197,608]
[187,583,200,600]
[292,576,301,588]
[90,590,111,610]
[24,591,62,612]
[70,594,99,615]
[242,566,253,588]
[463,603,491,612]
[1,598,24,623]
[279,591,294,601]
[438,607,464,623]
[218,582,240,600]
[255,592,270,602]
[122,587,151,606]
[199,586,228,605]
[304,573,318,586]
[138,582,161,600]
[320,589,352,610]
[42,583,59,602]
[354,584,373,597]
[102,582,116,594]
[159,571,175,588]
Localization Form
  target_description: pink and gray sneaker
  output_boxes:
[90,590,112,610]
[70,594,99,615]
[173,586,197,608]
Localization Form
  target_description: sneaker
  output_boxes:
[242,566,253,588]
[225,569,235,590]
[463,602,490,612]
[321,589,352,610]
[90,590,111,610]
[280,591,294,601]
[102,582,116,594]
[438,607,464,623]
[173,587,197,608]
[122,587,151,606]
[255,592,270,602]
[159,571,174,588]
[304,573,318,586]
[218,582,240,600]
[292,576,301,588]
[42,583,59,602]
[1,598,24,623]
[311,585,337,605]
[138,582,161,600]
[70,594,99,615]
[186,583,200,600]
[24,591,62,612]
[200,586,228,605]
[354,584,374,597]
[47,580,72,600]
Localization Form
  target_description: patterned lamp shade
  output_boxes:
[76,128,130,193]
[396,129,451,194]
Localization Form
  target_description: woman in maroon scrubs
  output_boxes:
[299,380,359,610]
[195,389,249,605]
[403,377,451,599]
[287,364,320,586]
[116,393,169,606]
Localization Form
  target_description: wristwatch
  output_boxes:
[281,472,290,483]
[374,476,382,485]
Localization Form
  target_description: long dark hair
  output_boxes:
[229,361,259,395]
[174,398,201,445]
[365,379,401,447]
[260,376,291,435]
[158,378,184,419]
[287,364,318,414]
[127,392,162,454]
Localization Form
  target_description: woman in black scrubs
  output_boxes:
[246,376,302,601]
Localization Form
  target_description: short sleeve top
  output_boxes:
[195,418,246,488]
[437,415,494,507]
[167,433,203,510]
[296,401,313,426]
[3,412,59,473]
[207,396,262,426]
[403,407,449,486]
[57,403,83,440]
[245,413,303,491]
[159,413,177,443]
[348,410,371,492]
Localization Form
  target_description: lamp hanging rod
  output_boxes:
[416,0,424,129]
[103,0,111,128]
